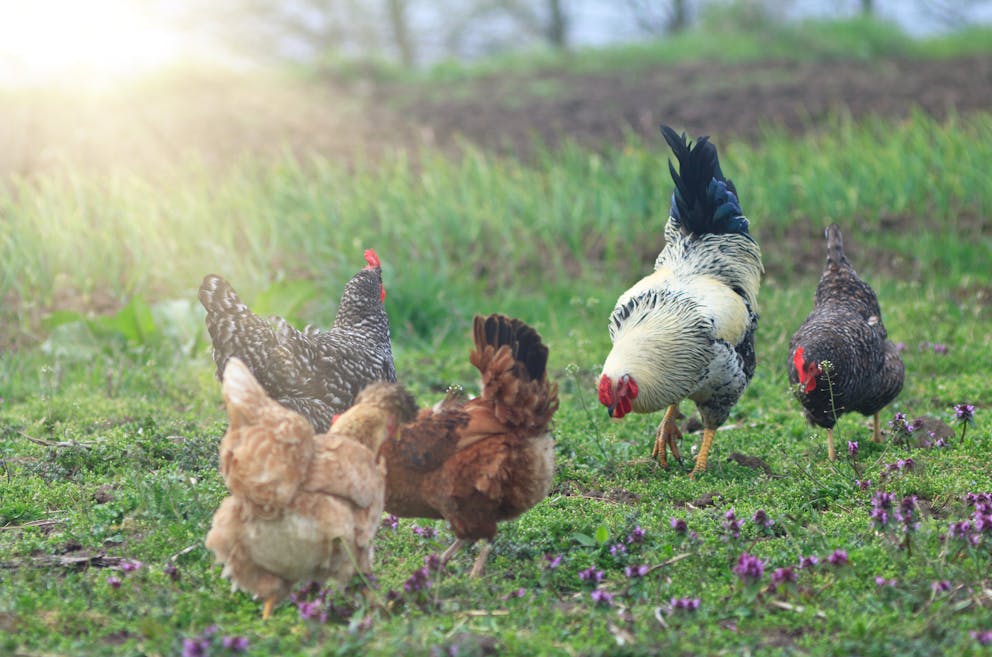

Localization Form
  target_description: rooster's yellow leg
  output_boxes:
[441,538,468,565]
[688,428,716,479]
[262,596,276,620]
[651,404,682,468]
[827,427,836,461]
[872,413,882,443]
[469,541,492,578]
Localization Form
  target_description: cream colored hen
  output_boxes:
[205,358,416,619]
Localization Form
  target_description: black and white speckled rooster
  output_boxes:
[199,249,397,434]
[598,125,763,477]
[788,224,904,460]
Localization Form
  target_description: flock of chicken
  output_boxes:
[196,126,904,617]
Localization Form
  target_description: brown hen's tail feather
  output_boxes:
[470,314,558,430]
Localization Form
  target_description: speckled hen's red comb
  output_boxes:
[364,249,381,268]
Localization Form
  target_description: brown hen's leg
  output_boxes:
[872,413,882,443]
[688,428,716,479]
[441,538,468,565]
[651,404,682,468]
[262,596,276,620]
[469,541,492,578]
[827,427,836,461]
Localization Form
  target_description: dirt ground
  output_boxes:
[380,54,992,155]
[2,54,989,179]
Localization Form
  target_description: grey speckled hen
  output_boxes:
[199,249,397,434]
[788,225,904,460]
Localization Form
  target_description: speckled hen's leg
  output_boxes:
[651,405,682,468]
[469,541,492,578]
[688,428,716,479]
[872,413,882,443]
[827,428,836,461]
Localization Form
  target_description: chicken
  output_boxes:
[199,248,396,434]
[787,224,904,460]
[598,125,763,477]
[377,314,559,577]
[205,358,417,619]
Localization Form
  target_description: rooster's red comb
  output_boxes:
[364,249,381,269]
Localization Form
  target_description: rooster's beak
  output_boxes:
[606,404,616,418]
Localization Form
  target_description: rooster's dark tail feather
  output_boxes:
[660,124,751,241]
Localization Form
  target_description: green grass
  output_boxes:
[2,111,992,655]
[2,111,990,350]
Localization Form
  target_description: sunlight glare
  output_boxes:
[0,0,192,86]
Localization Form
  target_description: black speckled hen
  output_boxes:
[199,249,397,434]
[787,224,904,459]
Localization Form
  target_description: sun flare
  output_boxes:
[0,1,197,86]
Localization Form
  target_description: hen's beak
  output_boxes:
[606,404,616,418]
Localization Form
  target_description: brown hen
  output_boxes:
[205,358,417,618]
[379,313,559,577]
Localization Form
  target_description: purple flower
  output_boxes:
[733,552,765,582]
[163,563,180,582]
[955,404,976,424]
[627,526,646,544]
[875,576,897,587]
[403,567,432,593]
[222,636,249,652]
[544,554,562,570]
[798,555,819,569]
[871,491,895,528]
[932,580,952,593]
[382,514,399,530]
[856,479,872,490]
[669,518,687,534]
[847,441,859,458]
[412,524,437,539]
[949,520,973,539]
[670,597,701,612]
[424,553,442,572]
[770,567,797,590]
[896,496,919,533]
[182,638,210,657]
[590,589,613,606]
[752,509,774,530]
[932,343,948,355]
[503,587,527,600]
[826,549,849,567]
[121,559,142,573]
[723,509,742,539]
[578,567,604,584]
[297,600,327,622]
[610,543,627,557]
[971,630,992,646]
[894,342,906,353]
[107,575,121,589]
[624,564,649,578]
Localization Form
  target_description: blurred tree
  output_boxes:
[861,0,873,16]
[387,0,416,67]
[918,0,992,28]
[440,0,572,56]
[626,0,693,35]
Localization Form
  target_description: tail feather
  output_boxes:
[660,124,751,240]
[470,314,558,430]
[825,224,849,269]
[199,274,282,381]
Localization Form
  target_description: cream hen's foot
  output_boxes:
[651,404,683,468]
[262,596,277,620]
[826,427,836,461]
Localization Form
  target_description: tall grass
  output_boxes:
[2,111,989,349]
